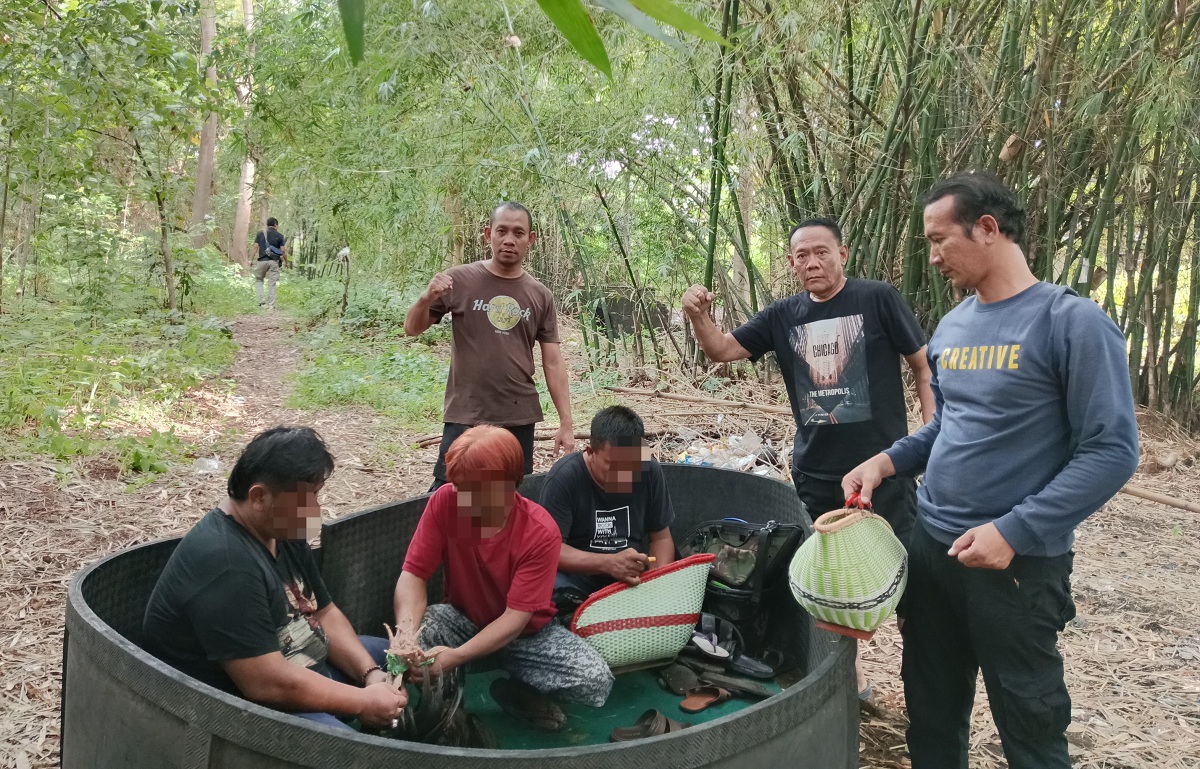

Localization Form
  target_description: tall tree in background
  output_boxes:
[189,0,218,248]
[231,0,256,267]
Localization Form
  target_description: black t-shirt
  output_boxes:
[142,509,332,695]
[540,452,674,555]
[731,278,925,479]
[254,229,286,261]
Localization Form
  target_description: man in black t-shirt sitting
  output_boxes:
[143,427,406,730]
[252,217,288,309]
[540,406,676,597]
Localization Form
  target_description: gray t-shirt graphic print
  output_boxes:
[788,313,872,426]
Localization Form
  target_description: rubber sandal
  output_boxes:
[677,654,728,676]
[659,663,701,696]
[680,685,733,713]
[489,677,566,732]
[610,709,690,742]
[728,651,775,680]
[696,670,773,700]
[688,631,731,660]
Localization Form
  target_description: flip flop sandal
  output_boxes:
[489,677,566,732]
[697,670,774,700]
[610,709,690,742]
[658,663,701,696]
[677,654,728,676]
[688,631,731,660]
[728,651,775,680]
[680,685,733,713]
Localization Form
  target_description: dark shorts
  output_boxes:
[430,422,536,491]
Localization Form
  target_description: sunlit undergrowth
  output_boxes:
[0,247,251,476]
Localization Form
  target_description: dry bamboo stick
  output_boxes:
[414,425,668,449]
[1119,484,1200,514]
[607,386,792,415]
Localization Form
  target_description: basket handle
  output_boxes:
[812,508,894,534]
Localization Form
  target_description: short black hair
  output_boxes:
[227,427,335,500]
[489,201,533,231]
[589,406,645,449]
[266,217,279,227]
[923,170,1025,245]
[788,217,843,248]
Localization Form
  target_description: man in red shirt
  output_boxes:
[393,426,613,713]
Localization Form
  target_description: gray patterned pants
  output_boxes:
[418,603,614,707]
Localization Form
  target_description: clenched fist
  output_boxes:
[681,284,715,319]
[423,272,454,302]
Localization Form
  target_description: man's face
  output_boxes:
[455,474,516,537]
[924,196,985,290]
[787,226,848,299]
[589,441,650,494]
[485,209,536,270]
[261,481,324,540]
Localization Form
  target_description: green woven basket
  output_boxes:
[787,508,908,639]
[570,553,715,668]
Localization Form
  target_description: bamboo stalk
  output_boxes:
[606,386,792,415]
[1120,484,1200,515]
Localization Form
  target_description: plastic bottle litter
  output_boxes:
[192,457,225,474]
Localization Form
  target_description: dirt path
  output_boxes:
[1,311,1198,768]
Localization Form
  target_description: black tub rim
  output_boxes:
[63,472,854,766]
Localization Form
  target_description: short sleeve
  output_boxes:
[643,459,675,533]
[506,527,558,613]
[292,543,332,609]
[539,462,579,539]
[730,304,778,362]
[186,566,280,661]
[536,289,560,344]
[402,489,450,580]
[877,284,926,356]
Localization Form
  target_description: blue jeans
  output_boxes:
[290,635,389,729]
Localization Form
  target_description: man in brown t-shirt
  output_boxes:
[405,202,575,490]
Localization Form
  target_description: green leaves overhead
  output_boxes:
[624,0,725,44]
[536,0,612,78]
[337,0,365,64]
[333,0,724,72]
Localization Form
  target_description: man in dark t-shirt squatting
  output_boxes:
[143,427,406,730]
[539,405,676,597]
[404,202,574,492]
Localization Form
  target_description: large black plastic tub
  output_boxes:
[62,464,857,768]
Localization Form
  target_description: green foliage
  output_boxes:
[536,0,614,78]
[113,428,187,479]
[290,325,448,427]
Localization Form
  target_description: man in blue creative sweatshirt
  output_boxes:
[842,170,1139,769]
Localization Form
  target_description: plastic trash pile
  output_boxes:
[676,429,779,476]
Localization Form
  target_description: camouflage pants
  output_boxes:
[419,603,613,707]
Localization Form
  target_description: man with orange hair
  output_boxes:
[393,426,613,721]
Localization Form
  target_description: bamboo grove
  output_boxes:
[1,0,1199,427]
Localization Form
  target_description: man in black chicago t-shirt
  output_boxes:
[540,406,676,596]
[682,217,934,698]
[142,427,406,730]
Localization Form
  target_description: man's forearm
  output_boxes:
[394,572,429,630]
[404,295,436,337]
[317,604,376,682]
[558,543,612,576]
[648,531,674,567]
[453,609,529,663]
[543,356,572,431]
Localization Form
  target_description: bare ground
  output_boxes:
[1,312,1198,768]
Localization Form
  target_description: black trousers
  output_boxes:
[902,523,1075,769]
[429,422,536,492]
[791,469,917,548]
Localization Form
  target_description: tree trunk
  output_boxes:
[0,127,10,315]
[231,0,256,268]
[156,189,178,311]
[189,0,218,248]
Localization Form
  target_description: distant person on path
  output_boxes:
[143,427,406,731]
[539,405,676,599]
[253,217,288,309]
[681,218,934,544]
[405,202,574,491]
[394,426,614,709]
[842,170,1139,769]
